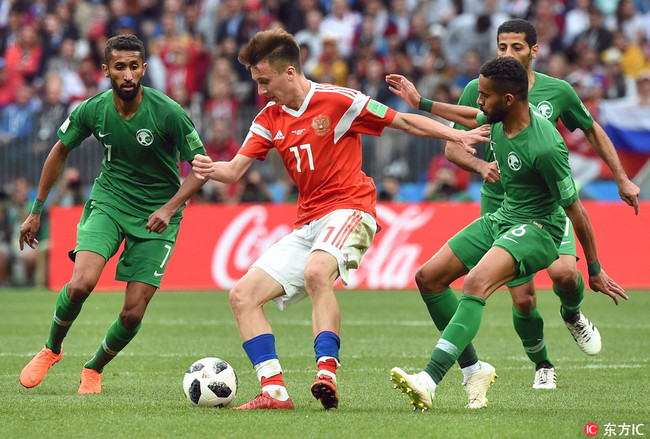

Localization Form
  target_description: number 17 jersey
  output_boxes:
[239,82,397,228]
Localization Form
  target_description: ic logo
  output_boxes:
[136,128,154,146]
[584,423,598,437]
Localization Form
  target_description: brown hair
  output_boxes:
[238,29,302,75]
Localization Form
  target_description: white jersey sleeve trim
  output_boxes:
[249,122,273,141]
[335,91,370,144]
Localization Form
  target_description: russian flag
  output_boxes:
[600,100,650,153]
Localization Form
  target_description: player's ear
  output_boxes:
[142,62,147,76]
[530,43,539,60]
[101,63,109,78]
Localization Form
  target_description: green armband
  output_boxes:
[587,260,601,276]
[30,199,45,215]
[418,97,434,113]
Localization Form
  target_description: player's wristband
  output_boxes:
[419,97,434,113]
[587,260,601,276]
[30,199,45,215]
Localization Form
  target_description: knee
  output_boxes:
[511,293,536,313]
[229,284,255,316]
[462,271,489,298]
[551,268,579,291]
[67,279,94,302]
[415,267,440,294]
[119,309,142,330]
[303,265,329,293]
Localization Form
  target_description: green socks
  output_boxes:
[512,305,551,365]
[421,288,479,368]
[554,272,584,320]
[425,294,485,383]
[45,284,83,354]
[85,318,141,372]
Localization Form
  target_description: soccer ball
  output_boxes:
[183,357,238,407]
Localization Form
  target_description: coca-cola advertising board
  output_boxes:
[48,202,649,291]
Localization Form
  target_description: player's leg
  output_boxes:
[508,280,556,389]
[20,201,115,389]
[549,219,601,355]
[230,267,294,410]
[305,209,377,409]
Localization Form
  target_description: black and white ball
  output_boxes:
[183,357,238,407]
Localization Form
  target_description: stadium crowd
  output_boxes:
[1,0,650,287]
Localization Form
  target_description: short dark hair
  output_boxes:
[104,34,145,63]
[497,18,537,48]
[480,57,528,101]
[238,28,302,74]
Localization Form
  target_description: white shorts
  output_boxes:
[252,209,377,310]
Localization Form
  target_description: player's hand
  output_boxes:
[480,161,500,183]
[146,207,173,234]
[385,74,420,110]
[19,214,41,250]
[192,154,214,179]
[617,178,640,215]
[588,270,628,305]
[459,125,491,155]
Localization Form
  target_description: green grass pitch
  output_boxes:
[1,288,648,438]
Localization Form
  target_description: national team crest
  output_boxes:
[507,151,522,171]
[536,101,553,119]
[312,115,331,136]
[136,128,154,146]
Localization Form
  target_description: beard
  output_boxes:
[111,78,141,102]
[482,103,508,124]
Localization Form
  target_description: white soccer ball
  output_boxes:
[183,357,238,407]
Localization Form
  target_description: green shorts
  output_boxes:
[481,196,576,287]
[448,213,560,282]
[74,200,179,287]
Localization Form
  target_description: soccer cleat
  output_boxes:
[77,368,102,394]
[563,311,601,356]
[462,361,497,409]
[532,366,557,389]
[390,367,434,411]
[310,374,338,409]
[20,346,64,388]
[232,391,294,410]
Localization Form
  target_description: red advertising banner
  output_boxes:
[48,201,650,291]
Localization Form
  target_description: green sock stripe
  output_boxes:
[435,339,460,358]
[46,284,84,354]
[511,305,550,364]
[524,338,546,353]
[85,318,141,372]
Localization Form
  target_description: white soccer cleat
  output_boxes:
[532,366,557,389]
[563,311,601,356]
[390,367,434,411]
[462,361,497,409]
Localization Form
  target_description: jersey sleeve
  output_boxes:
[165,106,206,162]
[453,80,480,131]
[57,99,93,149]
[347,98,397,137]
[238,108,275,161]
[556,81,594,132]
[536,128,578,207]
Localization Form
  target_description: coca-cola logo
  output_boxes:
[210,204,436,290]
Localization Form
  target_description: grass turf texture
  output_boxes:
[1,288,648,438]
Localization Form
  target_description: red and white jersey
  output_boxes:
[239,81,397,228]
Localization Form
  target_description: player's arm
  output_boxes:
[562,199,628,304]
[146,171,207,234]
[445,140,500,183]
[389,112,490,155]
[583,122,640,214]
[385,74,481,128]
[192,153,255,184]
[19,140,71,250]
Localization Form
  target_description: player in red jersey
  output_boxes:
[192,28,489,410]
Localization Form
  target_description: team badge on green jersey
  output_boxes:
[536,101,553,119]
[507,152,522,171]
[366,99,388,118]
[186,129,203,150]
[557,175,576,200]
[136,128,154,146]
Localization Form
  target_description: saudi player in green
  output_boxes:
[18,34,207,394]
[390,57,627,411]
[386,18,640,390]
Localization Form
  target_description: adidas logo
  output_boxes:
[274,130,285,140]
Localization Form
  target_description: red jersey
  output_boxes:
[239,82,397,228]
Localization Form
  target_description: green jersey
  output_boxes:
[456,72,594,205]
[478,109,578,241]
[58,86,205,221]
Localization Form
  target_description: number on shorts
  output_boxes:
[510,224,527,237]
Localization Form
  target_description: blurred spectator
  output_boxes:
[545,51,570,79]
[0,188,10,286]
[4,177,39,286]
[0,4,26,56]
[215,0,246,45]
[204,117,242,163]
[424,155,472,201]
[204,76,239,132]
[311,35,349,86]
[404,13,430,71]
[601,47,636,100]
[632,68,650,106]
[452,50,482,95]
[0,57,25,106]
[610,30,646,80]
[32,73,69,168]
[378,175,402,201]
[295,8,324,76]
[4,24,42,84]
[50,167,85,207]
[570,5,613,55]
[237,169,273,203]
[562,0,592,48]
[320,0,362,59]
[444,12,493,68]
[615,0,647,46]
